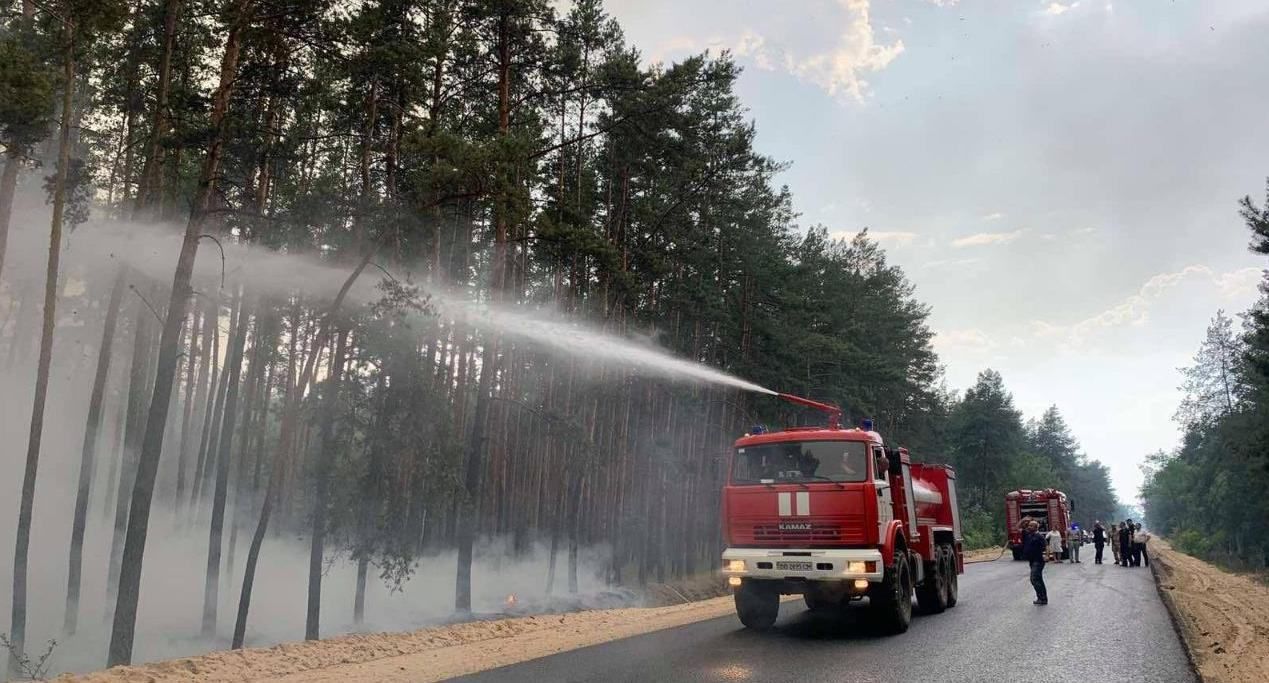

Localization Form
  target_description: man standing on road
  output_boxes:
[1092,521,1106,564]
[1023,520,1048,605]
[1068,524,1082,563]
[1109,521,1121,564]
[1126,520,1137,563]
[1132,524,1150,567]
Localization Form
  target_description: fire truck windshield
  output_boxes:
[731,441,869,484]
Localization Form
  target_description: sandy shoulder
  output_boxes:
[1151,539,1269,683]
[56,594,750,683]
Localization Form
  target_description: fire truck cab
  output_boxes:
[720,395,964,634]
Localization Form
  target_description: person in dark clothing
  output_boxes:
[1118,521,1133,567]
[1022,520,1048,605]
[1092,521,1106,564]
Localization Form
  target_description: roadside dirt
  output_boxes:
[964,545,1006,563]
[1151,539,1269,683]
[55,596,747,683]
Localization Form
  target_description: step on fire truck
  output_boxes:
[720,393,964,633]
[1005,488,1073,561]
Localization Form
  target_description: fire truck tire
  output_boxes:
[803,588,834,611]
[915,553,948,615]
[867,553,913,634]
[735,580,779,631]
[943,545,959,607]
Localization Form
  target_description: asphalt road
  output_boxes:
[454,553,1194,683]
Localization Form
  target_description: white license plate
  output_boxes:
[776,561,813,571]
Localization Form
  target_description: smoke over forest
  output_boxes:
[0,0,1119,678]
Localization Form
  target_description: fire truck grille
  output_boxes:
[751,525,841,542]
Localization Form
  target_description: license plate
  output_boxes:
[776,561,812,571]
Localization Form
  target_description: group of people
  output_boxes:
[1091,519,1150,567]
[1019,517,1152,606]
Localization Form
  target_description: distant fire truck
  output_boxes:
[1005,488,1073,560]
[720,394,964,634]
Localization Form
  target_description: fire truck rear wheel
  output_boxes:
[868,553,913,634]
[944,546,959,607]
[916,550,949,614]
[735,580,779,631]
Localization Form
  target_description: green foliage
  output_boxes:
[1142,185,1269,570]
[0,24,56,154]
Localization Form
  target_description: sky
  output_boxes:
[601,0,1269,502]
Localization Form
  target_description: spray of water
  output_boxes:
[14,217,776,396]
[424,290,778,395]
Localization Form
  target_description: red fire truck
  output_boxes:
[720,394,964,633]
[1005,488,1072,560]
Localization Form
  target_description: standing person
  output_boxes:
[1046,526,1063,563]
[1023,520,1048,605]
[1092,521,1106,564]
[1118,522,1133,567]
[1133,524,1150,567]
[1068,525,1082,563]
[1109,521,1121,565]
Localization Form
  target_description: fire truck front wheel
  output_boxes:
[867,553,913,634]
[734,580,779,631]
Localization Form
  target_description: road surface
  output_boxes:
[456,554,1194,683]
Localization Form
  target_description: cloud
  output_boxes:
[830,229,919,246]
[923,256,982,268]
[934,328,997,353]
[951,229,1026,248]
[1031,265,1263,348]
[982,212,1004,221]
[1043,2,1079,16]
[785,0,905,101]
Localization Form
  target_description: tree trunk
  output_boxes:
[0,151,20,283]
[306,328,348,640]
[202,292,247,636]
[64,269,126,636]
[7,23,76,676]
[108,1,255,665]
[174,304,201,511]
[455,339,497,612]
[108,298,154,611]
[136,0,182,214]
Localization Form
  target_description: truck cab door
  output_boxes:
[873,447,893,539]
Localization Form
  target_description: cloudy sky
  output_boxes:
[603,0,1269,502]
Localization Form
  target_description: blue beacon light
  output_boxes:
[751,425,767,435]
[861,418,874,431]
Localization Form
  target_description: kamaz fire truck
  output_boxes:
[1005,488,1073,560]
[720,394,964,633]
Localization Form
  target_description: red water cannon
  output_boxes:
[777,392,842,429]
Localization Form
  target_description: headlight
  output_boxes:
[847,561,866,573]
[726,559,746,572]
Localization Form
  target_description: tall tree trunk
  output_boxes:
[305,328,348,640]
[174,304,201,511]
[108,1,255,665]
[7,22,76,676]
[136,0,183,214]
[0,151,20,283]
[64,269,126,636]
[201,292,247,636]
[108,298,154,611]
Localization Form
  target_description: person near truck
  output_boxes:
[1068,524,1082,563]
[1023,520,1048,605]
[1109,521,1121,564]
[1092,521,1106,564]
[1045,526,1063,562]
[1118,521,1134,567]
[1132,524,1150,567]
